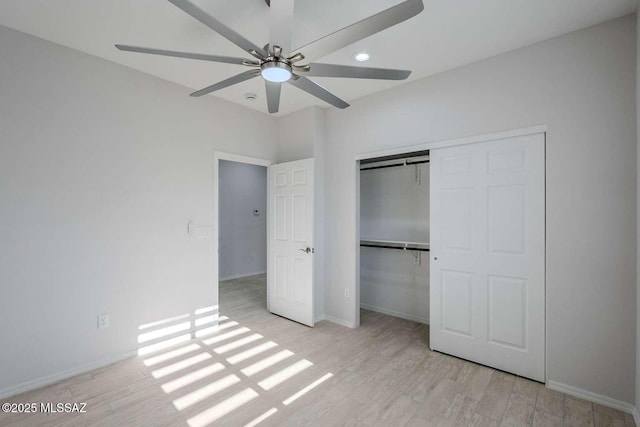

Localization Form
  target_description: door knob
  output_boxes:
[299,247,312,253]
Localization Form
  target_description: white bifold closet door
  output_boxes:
[268,158,315,327]
[429,133,545,382]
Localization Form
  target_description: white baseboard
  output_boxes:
[314,314,325,324]
[0,349,138,400]
[360,303,428,324]
[546,380,636,416]
[219,270,267,282]
[323,314,355,328]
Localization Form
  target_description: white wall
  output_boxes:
[360,163,430,322]
[219,160,267,281]
[360,247,429,323]
[0,25,277,395]
[275,108,316,163]
[323,15,637,404]
[360,164,430,242]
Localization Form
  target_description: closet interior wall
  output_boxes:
[359,155,430,323]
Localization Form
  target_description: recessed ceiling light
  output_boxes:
[244,93,258,101]
[354,52,370,62]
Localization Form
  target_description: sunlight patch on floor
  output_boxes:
[213,334,263,354]
[186,388,259,427]
[138,334,191,356]
[244,407,278,427]
[137,306,335,427]
[151,352,212,379]
[226,341,278,365]
[283,373,334,405]
[202,327,250,345]
[143,343,201,367]
[161,362,226,394]
[241,350,294,377]
[195,320,239,338]
[172,374,241,410]
[258,359,314,391]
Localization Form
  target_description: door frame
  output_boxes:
[353,124,547,376]
[213,151,273,311]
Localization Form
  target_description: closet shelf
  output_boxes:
[360,239,430,252]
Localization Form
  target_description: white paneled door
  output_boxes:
[268,158,314,327]
[430,133,545,381]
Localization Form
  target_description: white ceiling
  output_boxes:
[0,0,635,116]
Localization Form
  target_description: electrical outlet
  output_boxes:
[98,313,110,329]
[344,288,350,298]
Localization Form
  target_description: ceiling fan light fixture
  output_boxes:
[354,52,370,62]
[261,61,292,83]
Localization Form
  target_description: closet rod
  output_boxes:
[360,159,429,171]
[360,243,430,252]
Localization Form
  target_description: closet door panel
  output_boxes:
[430,133,545,382]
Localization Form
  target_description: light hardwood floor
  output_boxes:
[1,274,635,427]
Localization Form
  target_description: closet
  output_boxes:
[357,131,546,382]
[359,151,430,323]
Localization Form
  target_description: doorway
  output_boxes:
[214,152,272,315]
[219,160,267,282]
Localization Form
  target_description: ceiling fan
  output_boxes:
[116,0,424,113]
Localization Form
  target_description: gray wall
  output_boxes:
[636,9,640,416]
[322,16,637,404]
[0,25,277,395]
[219,160,267,281]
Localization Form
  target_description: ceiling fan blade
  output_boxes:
[292,0,423,61]
[115,44,251,65]
[288,76,349,109]
[269,0,295,55]
[190,70,259,97]
[168,0,266,56]
[265,81,282,113]
[305,63,411,80]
